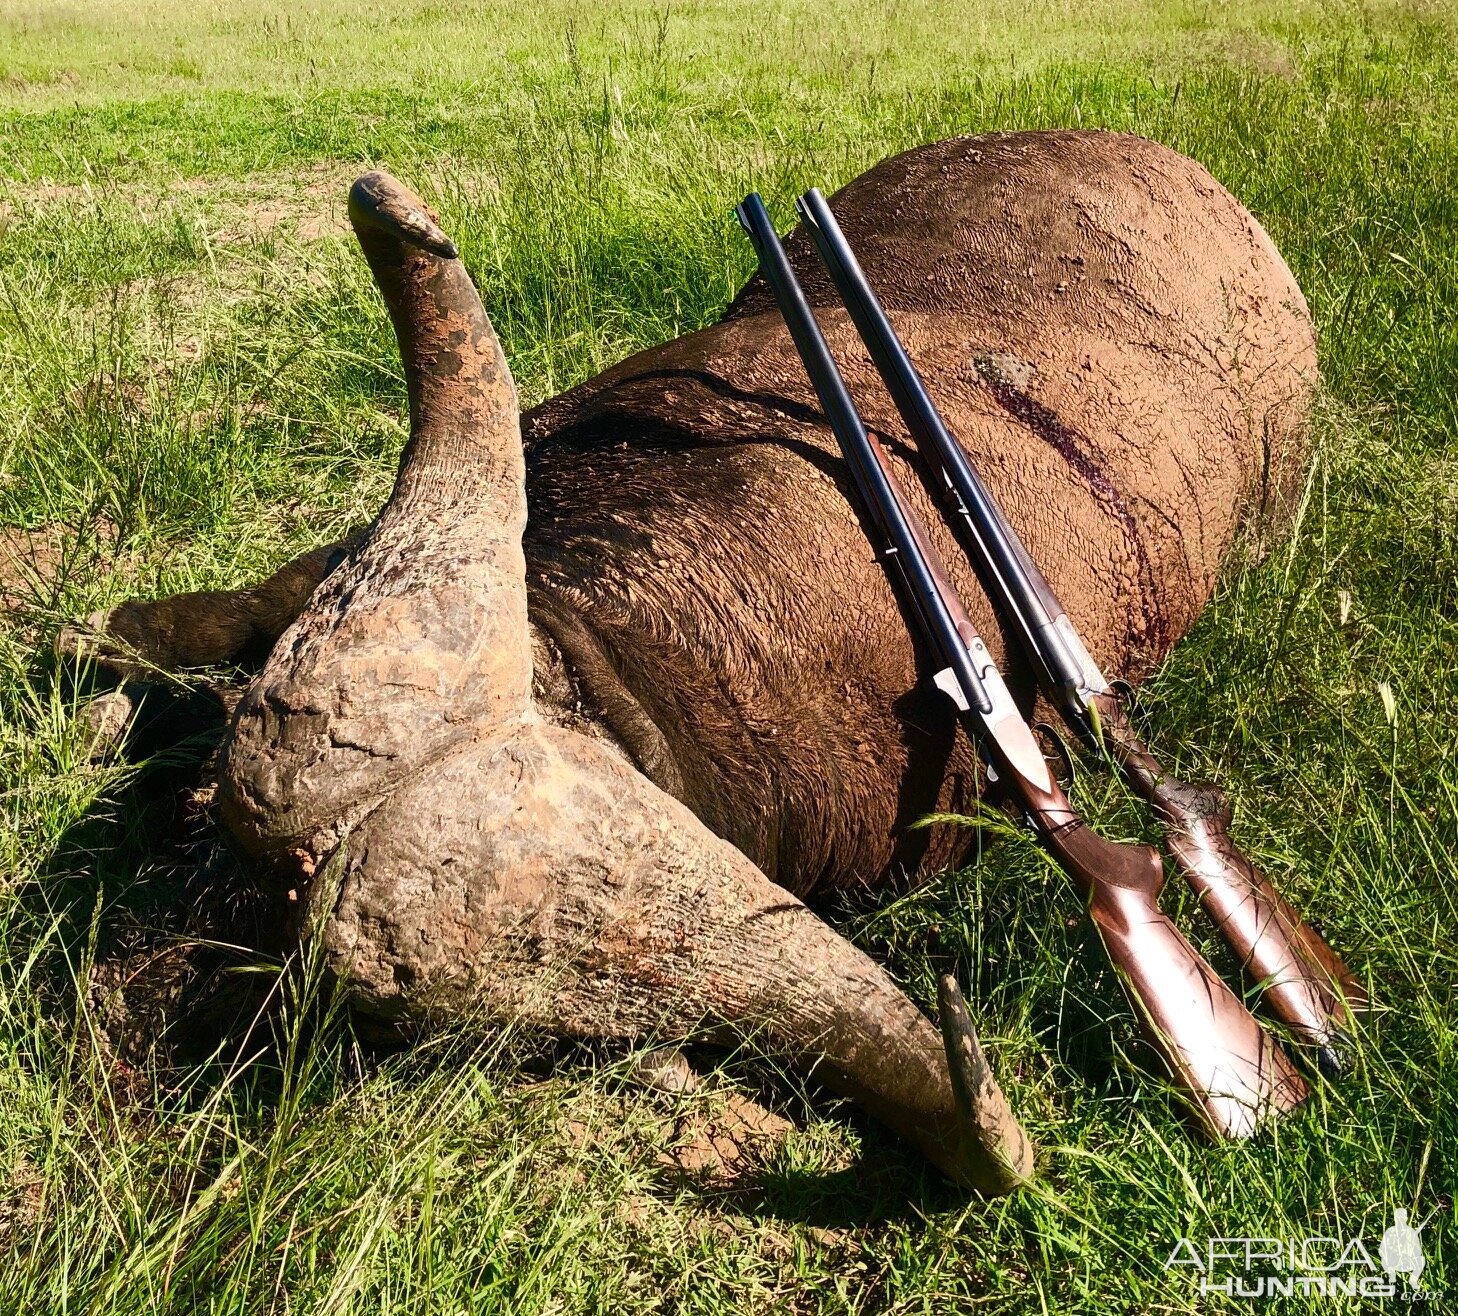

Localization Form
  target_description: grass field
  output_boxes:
[1,0,1456,1311]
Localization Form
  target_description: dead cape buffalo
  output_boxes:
[68,130,1317,1194]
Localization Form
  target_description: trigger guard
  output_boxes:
[1109,677,1141,719]
[1032,720,1077,791]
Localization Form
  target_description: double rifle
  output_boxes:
[735,190,1367,1136]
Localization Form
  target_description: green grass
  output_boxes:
[1,0,1456,1311]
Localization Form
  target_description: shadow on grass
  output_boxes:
[23,651,303,1085]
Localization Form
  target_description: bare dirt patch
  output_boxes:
[0,520,116,610]
[555,1078,797,1190]
[659,1090,795,1180]
[1213,33,1299,80]
[203,161,359,245]
[0,1154,43,1248]
[0,524,68,607]
[0,519,135,634]
[0,160,360,247]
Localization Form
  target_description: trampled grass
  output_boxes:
[0,1,1455,1312]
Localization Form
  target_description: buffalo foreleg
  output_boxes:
[61,537,359,677]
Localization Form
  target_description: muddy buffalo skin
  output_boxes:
[85,131,1316,1191]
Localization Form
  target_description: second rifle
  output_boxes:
[793,187,1367,1077]
[735,192,1309,1138]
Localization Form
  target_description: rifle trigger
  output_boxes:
[1109,677,1142,723]
[1033,720,1077,790]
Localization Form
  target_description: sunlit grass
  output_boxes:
[0,1,1455,1312]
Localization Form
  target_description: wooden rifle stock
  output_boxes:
[1090,691,1367,1073]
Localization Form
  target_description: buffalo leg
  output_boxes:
[61,538,359,676]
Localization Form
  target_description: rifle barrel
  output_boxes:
[795,188,1103,729]
[734,193,993,717]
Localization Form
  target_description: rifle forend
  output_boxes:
[1090,691,1368,1074]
